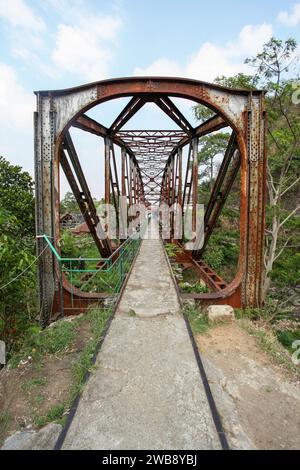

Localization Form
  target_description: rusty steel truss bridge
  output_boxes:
[34,77,267,326]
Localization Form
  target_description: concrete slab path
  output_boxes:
[61,232,221,450]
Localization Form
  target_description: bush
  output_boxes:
[179,282,209,294]
[0,157,36,357]
[165,243,183,259]
[0,210,37,355]
[202,245,224,272]
[276,330,300,354]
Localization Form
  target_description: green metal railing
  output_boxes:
[39,224,146,316]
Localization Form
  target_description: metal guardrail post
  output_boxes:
[59,260,64,318]
[120,246,124,284]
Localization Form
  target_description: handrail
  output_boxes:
[36,223,146,263]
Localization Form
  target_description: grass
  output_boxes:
[9,321,76,368]
[183,305,210,334]
[21,377,47,391]
[34,404,65,428]
[3,305,114,435]
[0,411,11,445]
[238,318,300,378]
[235,303,300,376]
[72,307,112,388]
[32,306,113,429]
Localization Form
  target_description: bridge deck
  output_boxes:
[61,229,221,450]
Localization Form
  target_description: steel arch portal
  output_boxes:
[34,77,267,325]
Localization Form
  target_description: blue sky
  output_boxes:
[0,0,300,197]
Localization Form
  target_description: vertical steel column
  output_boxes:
[126,155,132,205]
[178,148,183,207]
[133,164,137,204]
[121,147,126,197]
[120,146,127,240]
[170,155,176,238]
[34,95,57,327]
[192,137,198,235]
[243,93,267,308]
[104,136,111,205]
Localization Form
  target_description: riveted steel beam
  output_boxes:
[155,96,193,134]
[110,97,146,133]
[60,147,111,257]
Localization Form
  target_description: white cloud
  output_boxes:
[52,14,122,81]
[233,23,274,56]
[0,0,45,31]
[278,3,300,27]
[0,63,35,131]
[134,58,182,77]
[0,1,122,82]
[134,23,273,82]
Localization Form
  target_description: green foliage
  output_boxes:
[60,191,79,214]
[215,73,259,90]
[184,305,210,334]
[0,209,37,353]
[0,156,35,238]
[34,403,65,428]
[71,307,112,397]
[245,37,297,81]
[202,246,224,272]
[60,230,100,260]
[271,250,300,286]
[9,321,76,367]
[193,37,300,295]
[276,330,300,354]
[45,404,65,422]
[239,319,300,377]
[179,282,209,294]
[197,133,230,188]
[192,104,215,123]
[235,306,272,322]
[165,243,183,259]
[0,157,37,354]
[11,306,113,431]
[73,308,112,386]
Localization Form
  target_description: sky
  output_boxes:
[0,0,300,198]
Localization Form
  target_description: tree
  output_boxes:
[245,38,300,295]
[0,156,35,239]
[0,211,36,353]
[197,133,230,191]
[0,157,36,353]
[192,38,300,297]
[215,73,259,90]
[60,191,79,214]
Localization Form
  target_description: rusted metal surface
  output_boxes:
[118,130,185,206]
[62,133,111,257]
[52,273,111,317]
[192,260,228,292]
[174,244,228,292]
[34,76,266,322]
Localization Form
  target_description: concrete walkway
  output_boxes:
[62,233,221,450]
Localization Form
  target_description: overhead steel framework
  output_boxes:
[34,77,267,326]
